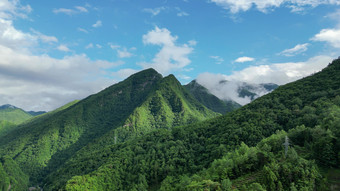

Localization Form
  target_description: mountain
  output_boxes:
[39,58,339,190]
[0,68,219,190]
[27,111,46,116]
[197,79,279,105]
[0,104,34,137]
[0,104,33,124]
[184,80,241,114]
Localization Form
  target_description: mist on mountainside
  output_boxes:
[196,73,277,105]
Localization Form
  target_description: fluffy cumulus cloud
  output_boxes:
[0,1,122,111]
[235,56,254,63]
[0,18,36,50]
[279,43,309,56]
[0,45,123,111]
[312,28,340,48]
[211,0,340,13]
[139,26,194,74]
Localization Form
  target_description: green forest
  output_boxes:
[0,58,340,190]
[0,105,39,137]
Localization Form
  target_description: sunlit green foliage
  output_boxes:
[61,59,340,190]
[0,156,29,191]
[0,105,33,124]
[1,58,340,190]
[0,68,218,189]
[0,105,36,136]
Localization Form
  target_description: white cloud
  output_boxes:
[279,43,309,56]
[196,73,253,105]
[178,74,191,80]
[0,0,32,19]
[75,6,88,13]
[85,43,93,49]
[92,20,102,28]
[109,44,120,49]
[235,56,254,63]
[85,43,102,49]
[175,7,190,17]
[117,48,133,58]
[312,28,340,48]
[142,27,177,46]
[30,29,58,44]
[0,1,126,111]
[196,55,333,105]
[77,27,88,33]
[109,44,134,58]
[177,11,189,17]
[53,8,73,15]
[57,44,70,52]
[39,34,58,44]
[210,0,340,13]
[0,18,36,51]
[143,7,166,16]
[227,55,333,85]
[188,40,197,46]
[326,9,340,24]
[53,6,88,15]
[210,56,224,64]
[139,26,194,74]
[0,44,123,111]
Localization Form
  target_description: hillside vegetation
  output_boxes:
[57,58,340,190]
[0,105,36,137]
[0,69,219,190]
[0,58,339,190]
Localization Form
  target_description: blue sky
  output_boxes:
[1,0,340,111]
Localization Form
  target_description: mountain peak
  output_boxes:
[0,104,18,110]
[128,68,162,80]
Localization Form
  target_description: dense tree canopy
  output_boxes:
[0,59,339,190]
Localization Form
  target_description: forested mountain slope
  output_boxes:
[184,80,241,114]
[0,104,33,124]
[0,104,35,137]
[0,68,219,190]
[53,58,340,190]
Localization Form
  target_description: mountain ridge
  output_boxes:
[53,58,340,190]
[0,68,219,190]
[1,59,339,190]
[184,80,241,114]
